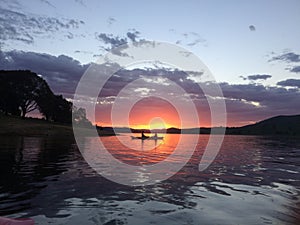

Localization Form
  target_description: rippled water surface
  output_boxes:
[0,134,299,224]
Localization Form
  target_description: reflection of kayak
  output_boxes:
[131,136,163,140]
[149,136,164,140]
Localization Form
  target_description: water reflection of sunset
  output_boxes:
[102,134,182,166]
[128,97,180,129]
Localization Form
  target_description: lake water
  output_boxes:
[0,134,299,224]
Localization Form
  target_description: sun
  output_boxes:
[149,117,166,130]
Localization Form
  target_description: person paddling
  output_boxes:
[141,130,146,138]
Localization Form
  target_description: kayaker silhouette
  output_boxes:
[141,130,147,138]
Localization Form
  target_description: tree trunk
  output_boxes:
[21,107,26,118]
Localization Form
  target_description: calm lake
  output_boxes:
[0,134,299,225]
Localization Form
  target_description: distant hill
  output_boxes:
[119,115,300,136]
[89,115,300,136]
[227,115,300,136]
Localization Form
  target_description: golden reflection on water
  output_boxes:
[101,134,177,165]
[99,134,269,184]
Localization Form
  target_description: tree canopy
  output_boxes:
[0,70,77,124]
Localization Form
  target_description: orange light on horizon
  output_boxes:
[95,96,216,128]
[128,97,180,130]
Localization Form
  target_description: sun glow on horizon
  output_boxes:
[128,97,181,129]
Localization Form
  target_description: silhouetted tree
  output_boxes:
[73,106,93,127]
[18,75,39,117]
[0,70,45,117]
[0,80,20,116]
[0,70,74,123]
[36,87,57,121]
[51,95,73,124]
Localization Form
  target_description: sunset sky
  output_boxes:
[1,0,300,128]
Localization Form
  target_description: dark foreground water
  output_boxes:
[0,134,299,225]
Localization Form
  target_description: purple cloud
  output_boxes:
[277,79,300,88]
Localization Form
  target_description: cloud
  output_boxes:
[0,50,89,96]
[290,66,300,73]
[270,52,300,63]
[1,0,22,10]
[107,17,116,26]
[240,74,272,81]
[74,0,86,7]
[269,52,300,73]
[39,0,56,8]
[96,30,142,48]
[218,82,300,124]
[277,79,300,88]
[98,72,300,126]
[126,30,140,42]
[0,6,84,45]
[247,74,272,80]
[249,25,256,31]
[74,50,94,55]
[66,32,74,39]
[1,50,299,126]
[96,33,127,48]
[101,69,300,123]
[95,30,143,56]
[175,32,207,47]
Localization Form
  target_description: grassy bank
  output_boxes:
[0,114,115,137]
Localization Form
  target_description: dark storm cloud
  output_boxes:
[277,79,300,88]
[240,74,272,81]
[0,6,84,44]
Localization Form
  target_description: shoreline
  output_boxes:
[0,115,116,137]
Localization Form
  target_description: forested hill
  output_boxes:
[227,115,300,135]
[162,115,300,136]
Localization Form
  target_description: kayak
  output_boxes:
[131,136,149,140]
[0,217,34,225]
[131,136,163,140]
